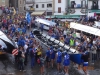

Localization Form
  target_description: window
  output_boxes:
[58,7,61,13]
[81,0,86,8]
[71,1,76,8]
[58,0,61,3]
[36,4,38,8]
[47,12,52,16]
[24,7,25,10]
[42,4,44,8]
[20,0,21,4]
[47,4,52,8]
[91,1,98,9]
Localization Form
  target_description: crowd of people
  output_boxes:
[46,16,100,75]
[0,10,72,75]
[0,7,100,75]
[77,15,100,28]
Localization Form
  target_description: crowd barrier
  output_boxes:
[89,50,100,64]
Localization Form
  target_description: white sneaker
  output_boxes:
[86,73,89,75]
[20,70,22,71]
[65,73,69,75]
[86,71,89,75]
[78,69,85,74]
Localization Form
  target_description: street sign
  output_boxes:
[12,49,18,56]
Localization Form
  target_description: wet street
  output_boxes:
[0,54,83,75]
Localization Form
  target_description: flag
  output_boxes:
[26,12,31,24]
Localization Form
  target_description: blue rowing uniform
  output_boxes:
[63,54,70,66]
[56,51,62,63]
[50,49,55,59]
[46,50,50,58]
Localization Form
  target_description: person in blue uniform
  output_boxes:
[50,46,55,68]
[81,51,89,75]
[45,47,51,68]
[63,52,70,75]
[56,48,62,72]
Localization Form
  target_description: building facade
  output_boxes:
[34,0,53,15]
[18,0,26,13]
[25,0,35,11]
[88,0,100,13]
[54,0,100,16]
[68,0,100,15]
[9,0,18,9]
[67,0,88,15]
[0,0,9,7]
[54,0,67,15]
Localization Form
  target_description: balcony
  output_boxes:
[68,5,87,9]
[91,5,99,10]
[26,0,34,4]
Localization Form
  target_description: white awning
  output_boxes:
[31,11,45,15]
[70,22,100,36]
[35,18,56,26]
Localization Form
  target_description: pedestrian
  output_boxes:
[40,55,45,75]
[30,46,35,68]
[45,47,51,68]
[81,51,89,75]
[18,47,25,71]
[56,48,62,72]
[63,52,70,75]
[50,46,55,68]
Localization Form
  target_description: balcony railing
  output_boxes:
[91,5,99,10]
[68,5,87,9]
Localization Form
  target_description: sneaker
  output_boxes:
[86,73,89,75]
[23,70,26,72]
[65,73,68,75]
[86,71,90,75]
[20,70,22,71]
[78,69,85,74]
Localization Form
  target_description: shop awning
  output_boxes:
[89,10,100,13]
[31,11,45,15]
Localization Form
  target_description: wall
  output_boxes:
[54,0,67,15]
[34,0,53,12]
[0,0,9,7]
[18,0,25,13]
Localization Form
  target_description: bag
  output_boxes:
[21,53,25,58]
[19,57,24,63]
[37,58,41,64]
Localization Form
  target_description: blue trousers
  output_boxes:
[19,62,24,70]
[31,57,34,67]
